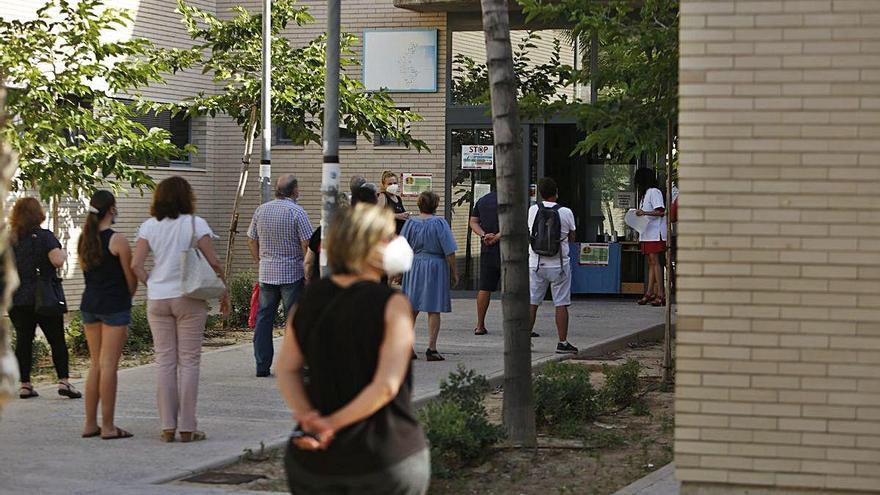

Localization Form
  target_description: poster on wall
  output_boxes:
[579,243,610,266]
[363,29,438,92]
[473,182,491,203]
[401,173,433,197]
[614,191,635,210]
[461,145,494,170]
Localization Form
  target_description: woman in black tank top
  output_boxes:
[78,191,138,440]
[276,204,429,495]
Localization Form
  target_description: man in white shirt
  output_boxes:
[527,178,578,354]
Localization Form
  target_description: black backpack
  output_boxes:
[530,202,563,262]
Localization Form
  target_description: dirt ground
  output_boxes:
[177,342,674,495]
[27,326,283,386]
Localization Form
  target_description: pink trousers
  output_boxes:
[147,297,208,432]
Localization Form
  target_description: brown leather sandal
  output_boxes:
[179,431,207,443]
[160,429,176,443]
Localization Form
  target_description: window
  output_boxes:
[129,105,192,166]
[339,126,357,147]
[275,125,305,146]
[374,107,410,147]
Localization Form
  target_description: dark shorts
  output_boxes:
[479,252,501,292]
[81,309,132,327]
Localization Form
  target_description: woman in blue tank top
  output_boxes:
[78,190,138,440]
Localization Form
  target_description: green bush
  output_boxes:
[534,361,599,429]
[65,311,88,355]
[228,271,257,328]
[601,359,641,409]
[419,367,504,472]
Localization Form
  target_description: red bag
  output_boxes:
[248,283,260,329]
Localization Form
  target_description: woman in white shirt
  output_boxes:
[132,176,229,443]
[634,168,667,307]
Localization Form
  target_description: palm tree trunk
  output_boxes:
[223,107,259,287]
[480,0,536,448]
[0,82,21,409]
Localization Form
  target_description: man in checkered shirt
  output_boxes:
[247,174,313,377]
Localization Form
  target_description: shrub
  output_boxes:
[601,359,641,410]
[228,271,257,328]
[534,361,599,429]
[419,367,504,472]
[65,311,88,355]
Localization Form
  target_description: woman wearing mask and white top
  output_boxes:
[378,171,410,234]
[633,168,666,307]
[132,176,230,443]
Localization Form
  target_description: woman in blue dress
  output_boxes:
[401,191,458,361]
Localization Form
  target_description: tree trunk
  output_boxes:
[0,82,21,409]
[480,0,536,448]
[662,119,674,385]
[223,108,259,289]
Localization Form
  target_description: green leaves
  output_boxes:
[0,0,189,201]
[169,0,427,151]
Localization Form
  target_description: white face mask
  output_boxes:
[386,184,400,195]
[382,236,413,276]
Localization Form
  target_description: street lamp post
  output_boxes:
[260,0,272,204]
[319,0,341,276]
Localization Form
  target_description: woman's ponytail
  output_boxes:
[78,190,116,272]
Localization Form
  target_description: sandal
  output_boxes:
[82,428,102,438]
[179,431,207,443]
[58,382,82,399]
[651,296,666,307]
[425,348,445,362]
[101,427,133,440]
[160,429,176,443]
[19,385,39,399]
[474,327,488,336]
[637,294,655,306]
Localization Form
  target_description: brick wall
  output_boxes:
[676,1,880,493]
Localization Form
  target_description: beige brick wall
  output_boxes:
[677,1,880,493]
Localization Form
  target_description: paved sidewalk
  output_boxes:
[612,463,679,495]
[0,296,662,494]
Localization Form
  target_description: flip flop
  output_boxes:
[82,428,101,438]
[101,427,133,440]
[19,385,39,399]
[474,327,488,335]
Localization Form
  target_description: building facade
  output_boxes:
[676,1,880,493]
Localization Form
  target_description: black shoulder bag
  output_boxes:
[33,231,68,316]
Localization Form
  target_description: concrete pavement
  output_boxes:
[612,464,680,495]
[0,296,663,494]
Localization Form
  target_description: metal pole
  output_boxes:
[319,0,341,276]
[662,121,674,386]
[260,0,272,204]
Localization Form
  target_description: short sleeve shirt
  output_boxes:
[527,202,576,268]
[639,188,666,242]
[12,229,62,307]
[247,198,313,285]
[472,191,500,255]
[137,215,216,300]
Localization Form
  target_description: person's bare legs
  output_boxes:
[555,305,569,343]
[650,253,665,298]
[99,324,128,433]
[529,305,538,332]
[427,312,441,351]
[645,254,656,297]
[83,323,103,436]
[475,290,491,332]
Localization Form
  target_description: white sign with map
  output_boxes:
[363,29,438,92]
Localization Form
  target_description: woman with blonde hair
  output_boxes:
[378,170,410,234]
[9,197,80,400]
[132,176,229,443]
[78,190,138,439]
[277,204,429,494]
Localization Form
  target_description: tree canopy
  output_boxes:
[161,0,428,151]
[0,0,191,201]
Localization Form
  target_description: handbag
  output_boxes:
[33,233,68,316]
[180,215,226,300]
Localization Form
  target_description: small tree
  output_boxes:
[0,0,192,208]
[165,0,428,282]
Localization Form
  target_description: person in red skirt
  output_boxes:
[634,168,667,307]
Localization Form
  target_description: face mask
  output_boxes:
[382,236,413,276]
[386,184,400,195]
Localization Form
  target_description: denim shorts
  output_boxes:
[81,309,132,326]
